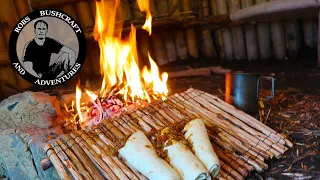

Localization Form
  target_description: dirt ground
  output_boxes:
[166,59,320,180]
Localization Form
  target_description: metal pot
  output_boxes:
[225,72,275,114]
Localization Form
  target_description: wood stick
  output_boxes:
[140,107,167,126]
[219,169,235,180]
[91,125,116,146]
[192,88,292,147]
[151,102,182,123]
[69,133,116,179]
[40,158,53,171]
[52,142,84,180]
[113,117,135,135]
[127,110,153,132]
[97,124,118,142]
[43,143,71,180]
[212,143,254,172]
[185,90,284,157]
[213,148,249,177]
[102,120,126,140]
[111,117,132,136]
[56,139,94,180]
[61,134,104,180]
[219,160,243,180]
[85,131,140,180]
[135,109,163,130]
[122,114,144,132]
[147,103,176,124]
[75,130,129,180]
[178,92,277,159]
[167,66,231,78]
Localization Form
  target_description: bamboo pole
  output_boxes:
[61,134,104,180]
[216,0,234,60]
[219,169,235,180]
[181,0,199,58]
[70,132,118,180]
[137,33,152,67]
[302,19,314,48]
[56,139,94,180]
[43,143,71,180]
[241,0,259,61]
[52,142,84,180]
[228,0,246,60]
[255,0,272,60]
[284,20,302,60]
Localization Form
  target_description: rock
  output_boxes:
[0,126,63,180]
[0,91,62,131]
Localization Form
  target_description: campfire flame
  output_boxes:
[93,0,168,102]
[69,0,169,128]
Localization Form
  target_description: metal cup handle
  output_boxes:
[257,76,275,101]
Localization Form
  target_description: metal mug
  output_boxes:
[225,72,275,114]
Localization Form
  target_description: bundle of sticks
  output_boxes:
[43,88,293,180]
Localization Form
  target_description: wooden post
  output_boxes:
[241,0,259,61]
[228,0,246,60]
[256,0,272,60]
[318,10,320,66]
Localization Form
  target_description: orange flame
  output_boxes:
[93,0,168,103]
[137,0,152,35]
[76,84,83,123]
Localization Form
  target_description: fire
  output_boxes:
[93,0,168,102]
[137,0,152,35]
[69,0,169,128]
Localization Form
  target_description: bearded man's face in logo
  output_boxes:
[35,22,48,40]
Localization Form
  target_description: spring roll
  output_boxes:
[183,118,220,177]
[118,130,180,180]
[164,141,211,180]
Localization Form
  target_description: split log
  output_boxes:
[43,144,71,180]
[132,0,144,19]
[121,0,133,21]
[161,31,178,62]
[216,0,234,60]
[170,0,188,60]
[13,0,30,18]
[75,1,95,31]
[284,20,302,59]
[150,33,169,65]
[137,33,152,67]
[255,0,272,60]
[302,19,314,48]
[201,0,217,59]
[210,0,225,59]
[270,12,286,59]
[241,0,259,61]
[228,0,246,60]
[181,0,199,58]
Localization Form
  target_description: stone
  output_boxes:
[0,91,62,131]
[0,127,63,180]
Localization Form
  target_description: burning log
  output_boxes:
[43,144,71,180]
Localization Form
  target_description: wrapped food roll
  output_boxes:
[183,119,220,177]
[164,141,210,180]
[118,130,180,180]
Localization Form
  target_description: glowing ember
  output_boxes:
[65,0,169,129]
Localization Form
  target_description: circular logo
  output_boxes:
[9,8,87,86]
